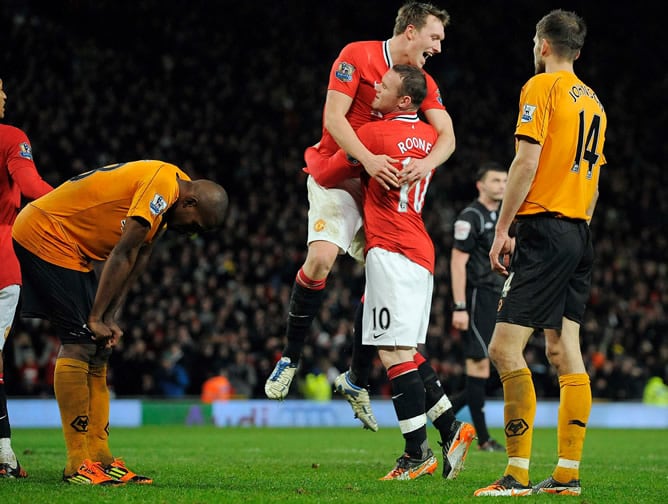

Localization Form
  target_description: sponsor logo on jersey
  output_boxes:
[18,142,33,160]
[150,193,168,216]
[335,61,355,82]
[454,219,472,240]
[521,104,537,123]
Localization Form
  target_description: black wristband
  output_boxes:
[453,302,467,312]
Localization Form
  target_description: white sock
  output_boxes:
[0,437,17,465]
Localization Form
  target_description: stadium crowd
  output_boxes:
[1,1,665,403]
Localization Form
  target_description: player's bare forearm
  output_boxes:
[401,108,454,183]
[330,118,398,188]
[449,248,469,304]
[326,114,381,173]
[496,141,540,232]
[324,90,371,165]
[90,248,138,323]
[323,89,396,187]
[89,219,150,327]
[103,242,153,322]
[422,125,455,168]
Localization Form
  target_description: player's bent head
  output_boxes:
[169,179,229,234]
[393,64,427,108]
[193,179,229,231]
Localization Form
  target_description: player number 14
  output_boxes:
[571,110,602,180]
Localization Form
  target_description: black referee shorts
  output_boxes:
[496,215,593,329]
[13,240,97,344]
[464,287,499,360]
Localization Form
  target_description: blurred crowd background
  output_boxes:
[1,0,665,404]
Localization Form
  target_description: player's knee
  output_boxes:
[304,244,338,278]
[488,342,513,373]
[487,341,501,366]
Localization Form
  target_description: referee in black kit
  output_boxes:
[449,162,508,452]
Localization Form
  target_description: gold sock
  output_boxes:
[500,368,535,486]
[553,373,591,483]
[87,364,113,466]
[54,357,90,475]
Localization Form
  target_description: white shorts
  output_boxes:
[306,175,365,263]
[362,248,433,347]
[0,284,20,352]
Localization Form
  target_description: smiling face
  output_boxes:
[407,15,445,68]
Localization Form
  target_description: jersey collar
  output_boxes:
[383,40,392,68]
[384,110,419,123]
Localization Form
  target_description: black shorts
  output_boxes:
[13,240,97,344]
[463,287,499,360]
[496,216,593,329]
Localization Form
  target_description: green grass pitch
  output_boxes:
[1,426,666,503]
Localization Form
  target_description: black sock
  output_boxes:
[282,282,325,362]
[450,389,467,414]
[389,368,427,458]
[416,359,456,443]
[0,377,11,438]
[348,302,375,388]
[466,375,490,444]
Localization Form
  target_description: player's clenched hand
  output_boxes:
[87,319,112,342]
[363,153,399,190]
[451,310,470,331]
[103,319,124,348]
[489,230,513,276]
[87,319,123,348]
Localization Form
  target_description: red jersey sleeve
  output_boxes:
[304,145,361,188]
[6,128,53,199]
[421,72,446,112]
[327,42,363,99]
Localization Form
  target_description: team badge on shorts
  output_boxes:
[314,219,326,232]
[335,62,355,82]
[19,142,33,160]
[149,193,168,216]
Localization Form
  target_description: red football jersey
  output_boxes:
[0,124,52,288]
[318,40,445,157]
[357,111,438,273]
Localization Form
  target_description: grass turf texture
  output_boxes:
[1,426,666,503]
